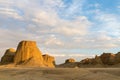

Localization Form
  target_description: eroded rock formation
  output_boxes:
[65,58,76,63]
[80,55,103,65]
[93,55,103,64]
[115,52,120,64]
[1,48,15,64]
[0,40,55,67]
[14,41,44,67]
[42,54,55,67]
[80,58,94,64]
[100,53,115,65]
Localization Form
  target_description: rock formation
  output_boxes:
[115,52,120,63]
[1,48,15,64]
[42,54,55,67]
[93,55,103,64]
[80,55,103,65]
[14,40,44,67]
[80,53,116,65]
[80,58,94,64]
[100,53,115,65]
[65,58,75,63]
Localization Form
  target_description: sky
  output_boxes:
[0,0,120,64]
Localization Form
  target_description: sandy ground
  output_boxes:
[0,66,120,80]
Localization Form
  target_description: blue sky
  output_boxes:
[0,0,120,64]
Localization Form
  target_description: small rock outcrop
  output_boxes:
[65,58,75,63]
[42,54,55,67]
[14,41,44,67]
[1,48,15,64]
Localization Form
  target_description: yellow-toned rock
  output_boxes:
[42,54,55,67]
[65,58,75,63]
[14,40,44,67]
[1,48,15,64]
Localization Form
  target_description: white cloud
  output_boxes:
[0,0,120,64]
[44,36,64,46]
[0,7,23,20]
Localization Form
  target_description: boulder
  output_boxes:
[42,54,55,67]
[14,40,44,67]
[65,58,75,63]
[100,53,115,65]
[1,48,15,64]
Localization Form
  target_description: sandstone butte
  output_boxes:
[0,40,55,67]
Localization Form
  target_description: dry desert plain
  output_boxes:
[0,66,120,80]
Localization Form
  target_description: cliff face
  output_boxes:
[42,54,55,67]
[14,41,44,67]
[1,48,15,64]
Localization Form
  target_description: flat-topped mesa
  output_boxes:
[42,54,55,67]
[14,40,44,67]
[65,58,76,63]
[1,48,16,64]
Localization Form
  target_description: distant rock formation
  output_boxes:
[42,54,55,67]
[80,58,94,64]
[57,58,78,68]
[100,53,115,65]
[57,52,120,68]
[14,41,44,67]
[115,52,120,64]
[93,55,103,64]
[1,48,15,64]
[65,58,75,63]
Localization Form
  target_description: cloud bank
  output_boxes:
[0,0,120,63]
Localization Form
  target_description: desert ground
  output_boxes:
[0,66,120,80]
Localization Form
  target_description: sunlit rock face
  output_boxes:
[1,48,15,64]
[42,54,55,68]
[65,58,76,63]
[14,41,44,67]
